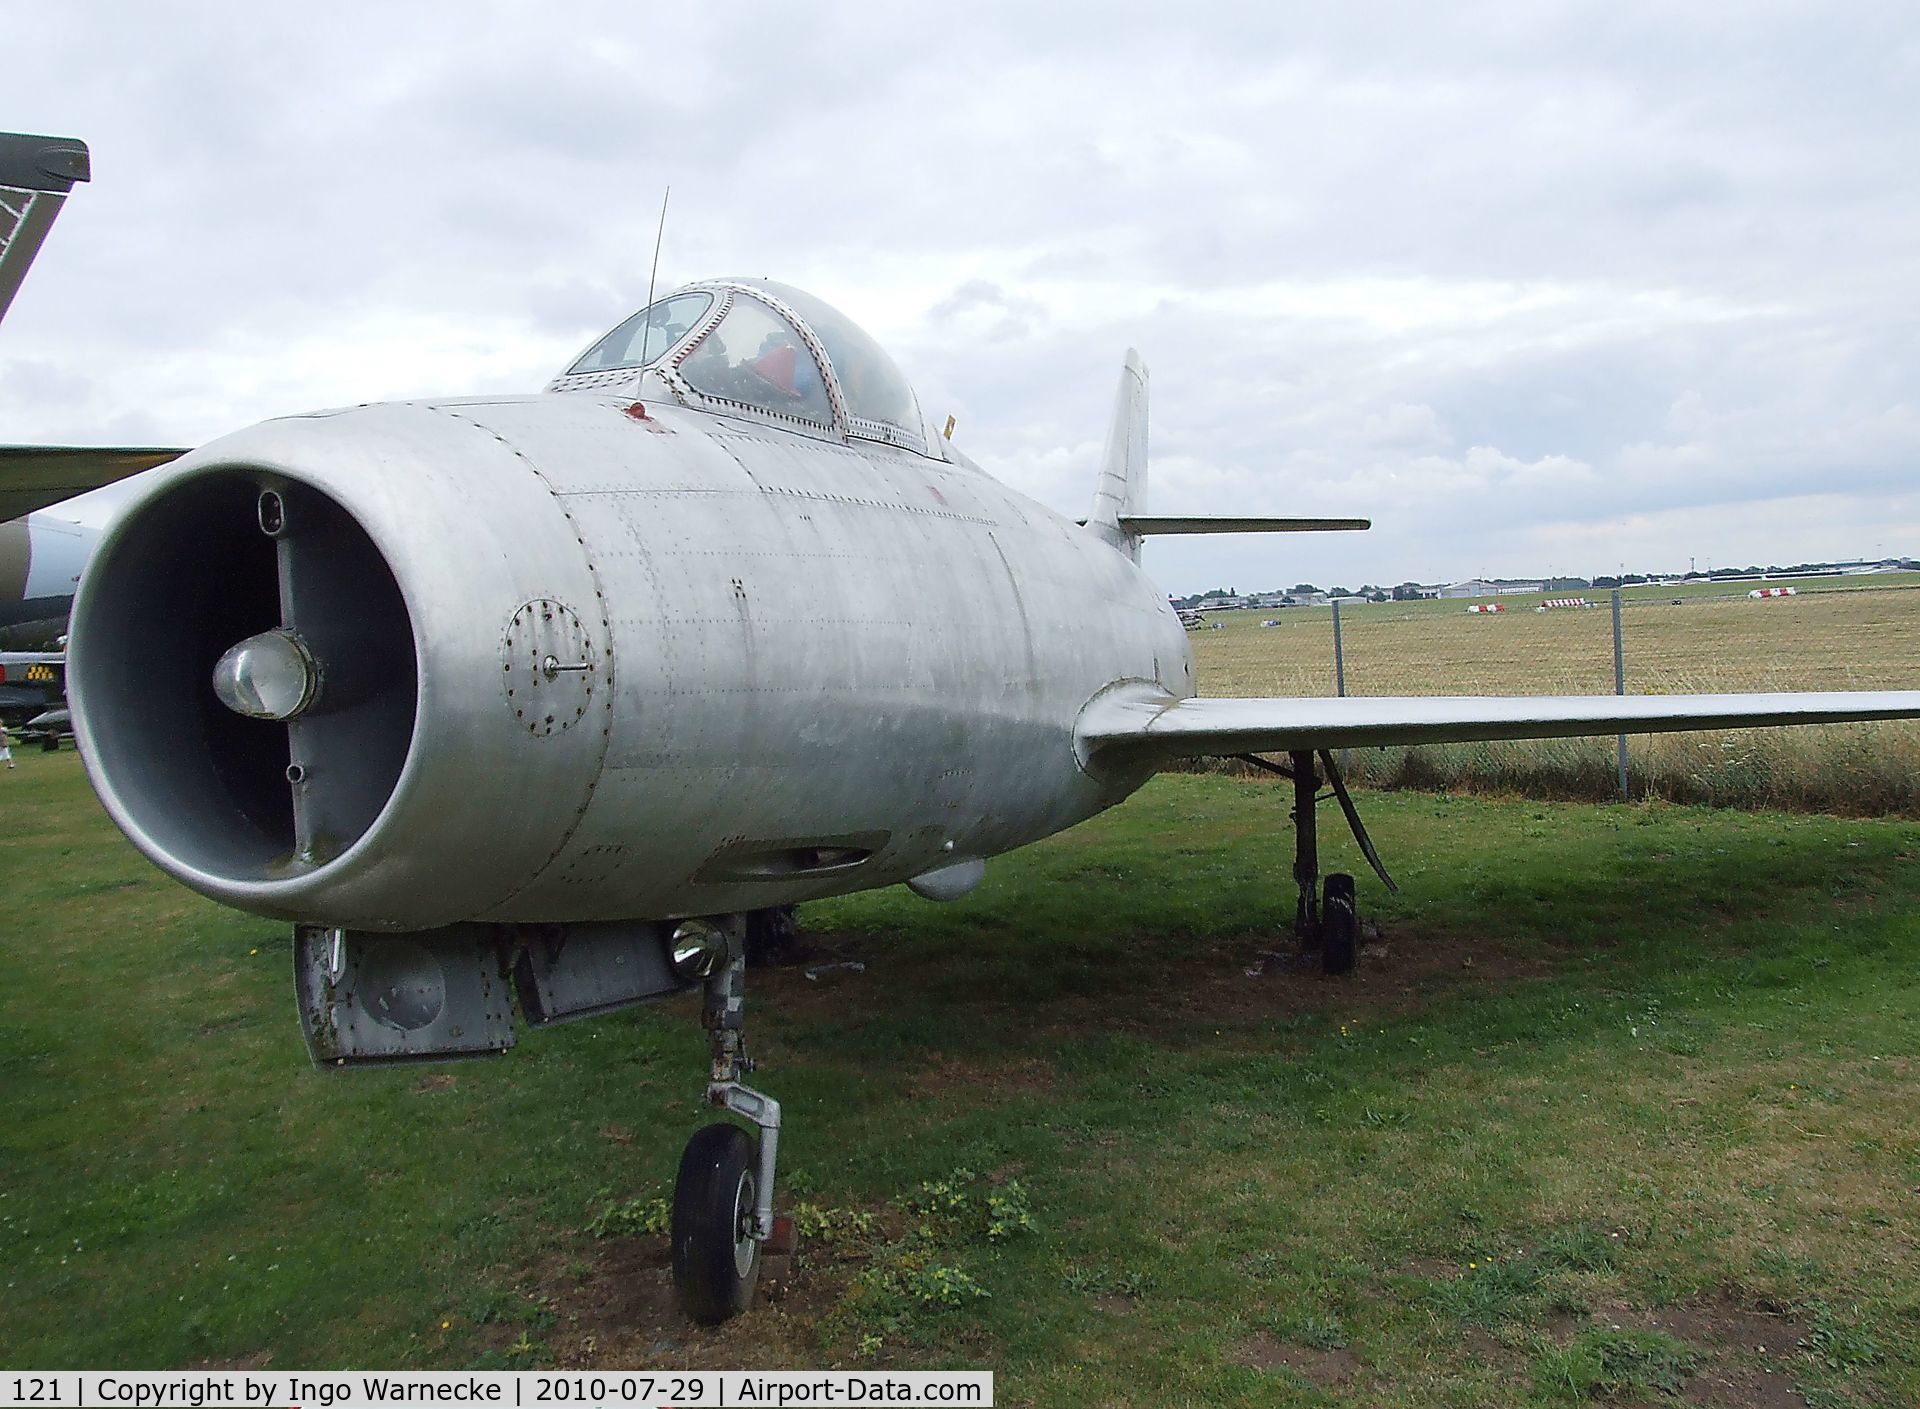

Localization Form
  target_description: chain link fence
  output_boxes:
[1188,579,1920,815]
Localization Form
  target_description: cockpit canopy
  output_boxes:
[558,279,930,454]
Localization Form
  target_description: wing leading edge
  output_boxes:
[1078,687,1920,769]
[0,445,187,521]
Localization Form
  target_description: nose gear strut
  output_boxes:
[670,916,784,1324]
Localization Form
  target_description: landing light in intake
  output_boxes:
[210,628,321,721]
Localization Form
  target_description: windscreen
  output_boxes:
[568,291,714,375]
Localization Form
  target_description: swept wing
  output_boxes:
[0,445,188,521]
[1117,515,1370,534]
[1079,688,1920,769]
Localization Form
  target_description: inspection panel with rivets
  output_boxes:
[502,598,596,737]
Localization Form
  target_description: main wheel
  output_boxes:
[672,1122,762,1325]
[1321,872,1358,976]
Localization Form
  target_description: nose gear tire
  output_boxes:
[672,1121,763,1324]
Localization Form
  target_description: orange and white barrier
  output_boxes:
[1467,603,1505,613]
[1538,597,1594,610]
[1749,586,1797,599]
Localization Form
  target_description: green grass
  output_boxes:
[4,748,1920,1406]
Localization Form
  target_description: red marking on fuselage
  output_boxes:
[623,401,672,433]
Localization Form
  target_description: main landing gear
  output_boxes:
[668,916,784,1325]
[1235,749,1399,976]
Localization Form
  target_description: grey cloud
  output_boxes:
[5,0,1918,591]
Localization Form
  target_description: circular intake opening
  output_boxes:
[71,467,418,887]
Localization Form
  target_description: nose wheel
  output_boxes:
[669,918,783,1325]
[672,1121,762,1324]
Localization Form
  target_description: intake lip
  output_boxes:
[69,458,419,904]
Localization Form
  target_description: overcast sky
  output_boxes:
[6,2,1917,593]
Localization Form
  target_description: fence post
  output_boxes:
[1612,588,1628,801]
[1332,599,1349,775]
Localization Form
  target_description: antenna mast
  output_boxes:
[640,186,671,361]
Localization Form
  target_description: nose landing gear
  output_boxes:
[672,1121,763,1323]
[671,917,784,1325]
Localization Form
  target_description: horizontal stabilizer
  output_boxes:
[0,445,186,521]
[1078,687,1920,769]
[1117,515,1370,535]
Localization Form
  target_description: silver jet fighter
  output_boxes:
[52,277,1920,1324]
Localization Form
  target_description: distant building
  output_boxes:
[1438,578,1546,598]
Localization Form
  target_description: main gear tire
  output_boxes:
[1321,872,1358,976]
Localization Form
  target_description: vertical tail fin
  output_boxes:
[0,134,90,329]
[1085,350,1148,563]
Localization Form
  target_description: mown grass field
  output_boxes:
[5,748,1920,1406]
[1191,579,1920,815]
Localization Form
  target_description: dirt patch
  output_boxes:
[1456,1326,1520,1368]
[1682,1364,1808,1409]
[1642,1295,1810,1359]
[1596,1291,1813,1408]
[1229,1332,1362,1386]
[413,1073,457,1093]
[1392,1256,1462,1283]
[1541,1310,1584,1344]
[506,1231,857,1368]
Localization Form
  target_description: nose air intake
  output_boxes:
[69,469,417,883]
